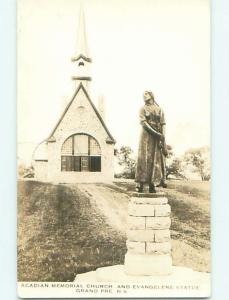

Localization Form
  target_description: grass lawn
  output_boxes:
[18,179,210,282]
[18,181,126,281]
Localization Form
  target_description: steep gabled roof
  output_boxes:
[47,83,115,144]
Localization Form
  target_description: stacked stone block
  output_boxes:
[124,192,172,276]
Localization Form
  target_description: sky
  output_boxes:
[17,0,210,164]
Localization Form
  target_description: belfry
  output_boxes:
[71,5,92,89]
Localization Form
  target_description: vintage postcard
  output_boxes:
[17,0,210,298]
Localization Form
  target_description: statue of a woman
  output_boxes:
[135,91,167,193]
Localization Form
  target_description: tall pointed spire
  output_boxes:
[72,4,91,62]
[72,4,92,89]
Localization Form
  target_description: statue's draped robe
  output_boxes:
[135,103,166,184]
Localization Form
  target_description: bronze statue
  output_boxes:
[135,91,168,193]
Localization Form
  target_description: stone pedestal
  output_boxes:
[124,192,172,276]
[75,190,210,297]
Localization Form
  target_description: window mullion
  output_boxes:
[61,134,101,173]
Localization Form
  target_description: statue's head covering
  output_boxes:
[143,90,160,106]
[143,90,155,101]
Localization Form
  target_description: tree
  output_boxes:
[184,147,210,181]
[166,144,174,158]
[18,163,35,178]
[165,145,185,179]
[116,146,136,179]
[166,158,185,179]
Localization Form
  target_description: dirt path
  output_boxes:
[75,183,129,233]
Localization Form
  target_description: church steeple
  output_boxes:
[72,5,92,89]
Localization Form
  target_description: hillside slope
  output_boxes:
[18,180,210,282]
[18,181,126,281]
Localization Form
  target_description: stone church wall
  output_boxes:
[44,88,114,183]
[34,161,48,182]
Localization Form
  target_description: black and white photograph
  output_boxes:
[17,0,210,297]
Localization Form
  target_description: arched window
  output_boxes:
[61,134,101,172]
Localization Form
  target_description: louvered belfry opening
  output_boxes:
[61,134,101,172]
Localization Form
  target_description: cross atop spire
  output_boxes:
[72,4,91,63]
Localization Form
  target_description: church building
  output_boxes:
[33,8,115,183]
